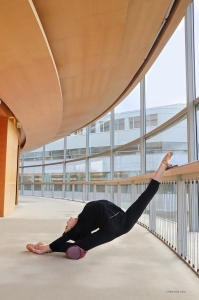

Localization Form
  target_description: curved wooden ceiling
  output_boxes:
[0,0,191,152]
[0,0,63,152]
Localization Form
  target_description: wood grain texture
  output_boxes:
[0,0,62,152]
[0,118,18,216]
[33,0,191,141]
[0,118,7,183]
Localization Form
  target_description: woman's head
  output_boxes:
[66,217,78,231]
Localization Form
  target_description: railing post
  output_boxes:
[117,184,121,207]
[189,181,199,231]
[52,184,54,198]
[62,184,65,199]
[41,183,44,197]
[105,185,108,199]
[21,169,24,195]
[110,186,114,203]
[93,184,96,201]
[177,176,187,258]
[42,184,44,197]
[140,77,146,175]
[131,183,136,204]
[83,184,85,202]
[149,193,156,232]
[72,184,74,200]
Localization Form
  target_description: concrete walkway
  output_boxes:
[0,196,198,300]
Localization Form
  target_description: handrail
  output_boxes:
[21,160,199,185]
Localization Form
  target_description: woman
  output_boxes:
[26,152,174,260]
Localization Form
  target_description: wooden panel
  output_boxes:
[0,118,18,216]
[0,118,7,183]
[33,0,191,142]
[4,183,16,217]
[0,0,62,152]
[5,120,18,182]
[0,118,7,216]
[0,183,5,216]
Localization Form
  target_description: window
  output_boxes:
[104,121,110,132]
[146,118,187,172]
[129,117,133,129]
[73,129,83,135]
[146,114,158,127]
[100,120,110,132]
[100,122,103,132]
[89,123,96,133]
[115,118,125,130]
[89,113,110,153]
[129,116,140,129]
[114,144,140,179]
[134,116,140,128]
[114,83,140,146]
[145,18,186,134]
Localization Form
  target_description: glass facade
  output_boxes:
[66,128,86,159]
[89,113,111,155]
[45,139,64,163]
[44,164,63,183]
[19,5,198,199]
[89,155,110,181]
[114,84,140,147]
[194,0,199,97]
[114,144,140,179]
[145,19,186,134]
[23,166,42,195]
[66,160,86,182]
[23,147,43,166]
[146,118,188,173]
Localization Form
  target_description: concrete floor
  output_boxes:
[0,196,198,300]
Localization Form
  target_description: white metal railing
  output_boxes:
[19,160,199,276]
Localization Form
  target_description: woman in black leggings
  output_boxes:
[26,152,174,259]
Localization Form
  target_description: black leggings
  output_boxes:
[49,179,160,252]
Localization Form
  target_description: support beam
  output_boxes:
[185,2,198,232]
[110,110,114,202]
[185,2,196,162]
[140,77,146,175]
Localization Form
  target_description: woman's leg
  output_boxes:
[125,152,173,232]
[34,225,116,255]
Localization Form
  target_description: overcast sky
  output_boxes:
[116,1,199,113]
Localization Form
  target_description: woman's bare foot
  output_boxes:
[26,242,44,252]
[161,151,173,169]
[26,242,51,254]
